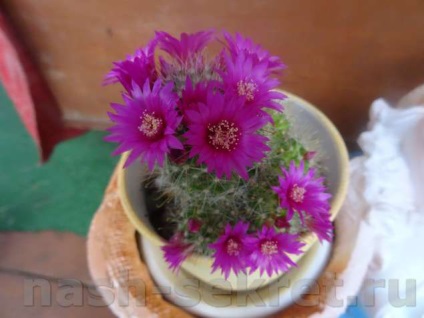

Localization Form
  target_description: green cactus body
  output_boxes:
[144,112,311,256]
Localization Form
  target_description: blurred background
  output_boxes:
[1,1,424,317]
[3,0,424,146]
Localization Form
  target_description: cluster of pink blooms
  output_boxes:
[105,30,332,278]
[104,30,284,177]
[163,160,332,278]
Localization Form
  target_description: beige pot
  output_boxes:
[118,91,349,292]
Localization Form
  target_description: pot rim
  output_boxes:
[118,90,349,262]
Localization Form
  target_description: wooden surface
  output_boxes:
[0,231,115,318]
[2,0,424,146]
[88,168,192,318]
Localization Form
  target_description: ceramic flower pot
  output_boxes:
[118,91,349,292]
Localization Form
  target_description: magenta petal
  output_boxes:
[167,136,184,150]
[184,88,268,179]
[219,50,284,113]
[104,37,158,93]
[156,30,214,63]
[209,221,253,279]
[105,79,182,171]
[248,226,304,277]
[162,234,193,273]
[272,160,333,240]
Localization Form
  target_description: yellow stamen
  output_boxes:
[138,111,163,138]
[237,80,257,101]
[290,184,306,203]
[261,240,279,256]
[208,120,240,151]
[226,238,240,256]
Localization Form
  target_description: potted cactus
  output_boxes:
[104,30,349,290]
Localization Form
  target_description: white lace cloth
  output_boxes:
[314,99,424,318]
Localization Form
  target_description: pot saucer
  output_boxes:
[141,237,332,318]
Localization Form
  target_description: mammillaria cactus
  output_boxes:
[104,30,332,279]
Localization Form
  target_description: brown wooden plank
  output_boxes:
[0,272,114,318]
[2,0,424,147]
[0,231,92,285]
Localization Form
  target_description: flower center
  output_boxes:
[290,184,306,203]
[208,120,241,151]
[226,238,240,256]
[260,240,278,256]
[237,79,258,102]
[138,111,163,138]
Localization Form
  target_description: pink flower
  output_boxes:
[220,52,285,113]
[248,226,304,277]
[187,218,202,233]
[209,222,253,279]
[179,78,209,120]
[162,234,193,273]
[156,30,214,63]
[105,80,183,169]
[303,151,317,161]
[104,37,158,94]
[272,161,331,221]
[223,31,285,74]
[274,216,290,229]
[184,90,270,179]
[305,210,334,242]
